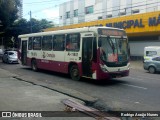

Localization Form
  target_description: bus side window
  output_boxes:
[42,36,52,50]
[33,37,42,50]
[66,33,80,51]
[28,37,33,50]
[53,35,65,51]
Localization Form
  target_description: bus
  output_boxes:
[18,27,130,80]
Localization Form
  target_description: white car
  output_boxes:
[2,51,18,63]
[0,49,4,57]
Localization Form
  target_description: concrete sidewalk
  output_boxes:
[0,68,94,120]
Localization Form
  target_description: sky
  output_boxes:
[23,0,70,24]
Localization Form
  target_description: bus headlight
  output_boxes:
[100,64,108,72]
[128,63,130,70]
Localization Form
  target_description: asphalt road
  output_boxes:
[0,61,160,112]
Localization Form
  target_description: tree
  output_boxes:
[7,18,53,37]
[0,0,21,31]
[4,18,53,48]
[30,18,53,33]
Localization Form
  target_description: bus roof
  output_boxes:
[18,26,125,38]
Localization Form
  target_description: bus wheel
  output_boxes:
[149,66,156,74]
[70,65,80,81]
[31,59,38,71]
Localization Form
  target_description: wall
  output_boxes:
[129,41,160,56]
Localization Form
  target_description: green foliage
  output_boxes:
[30,18,54,33]
[6,18,54,37]
[0,0,21,29]
[0,0,54,48]
[4,18,54,48]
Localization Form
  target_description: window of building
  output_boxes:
[98,16,102,19]
[119,12,126,16]
[28,37,33,50]
[42,36,52,50]
[132,9,140,14]
[74,9,78,17]
[53,35,65,51]
[33,37,41,50]
[66,33,80,51]
[66,11,70,19]
[85,6,93,14]
[106,14,112,18]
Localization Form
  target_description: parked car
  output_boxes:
[2,51,18,64]
[144,56,160,73]
[0,48,4,57]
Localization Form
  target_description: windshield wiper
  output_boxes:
[107,37,115,54]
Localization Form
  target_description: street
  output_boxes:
[0,60,160,113]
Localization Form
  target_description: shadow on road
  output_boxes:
[80,77,128,86]
[16,66,128,87]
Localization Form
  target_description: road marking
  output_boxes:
[121,83,148,90]
[132,75,160,81]
[126,76,144,81]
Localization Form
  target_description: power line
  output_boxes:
[24,0,62,4]
[23,0,158,17]
[58,1,160,19]
[22,0,160,27]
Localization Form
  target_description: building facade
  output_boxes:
[59,0,160,26]
[45,0,160,59]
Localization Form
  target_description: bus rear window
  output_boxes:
[146,51,157,56]
[28,37,33,50]
[18,38,21,49]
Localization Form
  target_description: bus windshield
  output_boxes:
[100,36,129,66]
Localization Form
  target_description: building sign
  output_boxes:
[148,15,160,26]
[44,11,160,36]
[105,14,160,29]
[105,19,144,29]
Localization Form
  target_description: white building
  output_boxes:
[58,0,160,59]
[59,0,160,26]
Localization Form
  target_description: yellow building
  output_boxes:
[45,11,160,59]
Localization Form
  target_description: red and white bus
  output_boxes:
[18,27,130,80]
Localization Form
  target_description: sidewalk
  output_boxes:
[130,60,144,70]
[0,68,95,119]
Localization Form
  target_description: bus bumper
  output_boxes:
[97,70,129,80]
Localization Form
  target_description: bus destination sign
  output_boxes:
[98,29,126,36]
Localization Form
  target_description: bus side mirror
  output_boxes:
[98,39,102,47]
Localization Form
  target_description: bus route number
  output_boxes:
[68,52,78,56]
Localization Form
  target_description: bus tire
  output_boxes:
[31,59,38,71]
[70,65,80,81]
[148,66,156,74]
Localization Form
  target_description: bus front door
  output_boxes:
[21,41,27,65]
[82,37,93,77]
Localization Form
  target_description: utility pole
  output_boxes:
[30,11,32,33]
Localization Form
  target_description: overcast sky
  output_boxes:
[23,0,69,23]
